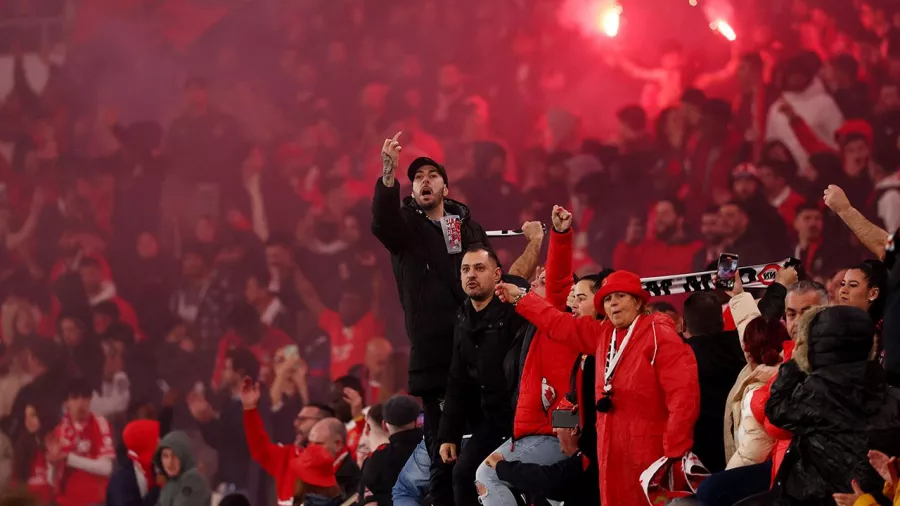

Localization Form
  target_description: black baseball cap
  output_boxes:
[382,395,421,427]
[407,157,448,185]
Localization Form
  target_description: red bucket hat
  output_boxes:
[593,271,651,316]
[290,444,338,488]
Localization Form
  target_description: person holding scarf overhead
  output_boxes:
[495,270,700,505]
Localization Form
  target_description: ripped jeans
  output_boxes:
[475,435,566,506]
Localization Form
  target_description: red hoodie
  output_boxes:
[512,228,579,440]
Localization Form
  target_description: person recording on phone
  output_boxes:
[371,133,543,504]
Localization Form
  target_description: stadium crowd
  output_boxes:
[0,0,899,504]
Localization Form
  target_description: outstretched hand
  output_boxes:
[868,450,898,487]
[240,377,261,411]
[381,132,402,186]
[495,282,523,304]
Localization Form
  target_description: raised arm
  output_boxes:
[293,266,327,318]
[496,287,602,354]
[616,55,666,82]
[508,221,544,280]
[825,185,889,259]
[241,379,291,477]
[694,45,741,90]
[371,132,414,254]
[545,206,575,310]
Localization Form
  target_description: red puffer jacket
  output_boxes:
[512,228,579,439]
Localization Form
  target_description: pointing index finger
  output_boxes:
[392,131,403,142]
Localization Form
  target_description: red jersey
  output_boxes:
[55,413,115,506]
[318,310,385,380]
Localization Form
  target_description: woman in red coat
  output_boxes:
[496,271,700,505]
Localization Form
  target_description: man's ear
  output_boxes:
[443,186,449,197]
[381,421,388,433]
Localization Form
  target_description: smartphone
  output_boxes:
[716,253,740,290]
[551,409,580,429]
[283,345,299,360]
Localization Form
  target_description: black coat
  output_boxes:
[687,330,747,473]
[106,444,161,506]
[356,428,423,506]
[766,306,900,505]
[437,295,529,445]
[370,179,489,395]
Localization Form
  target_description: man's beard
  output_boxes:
[467,287,493,302]
[656,224,676,242]
[417,194,442,211]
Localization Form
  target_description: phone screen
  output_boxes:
[551,409,580,429]
[283,345,299,360]
[716,253,739,290]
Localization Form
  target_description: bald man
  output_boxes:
[308,418,360,498]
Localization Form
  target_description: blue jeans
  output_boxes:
[393,437,471,506]
[393,440,431,506]
[695,461,773,506]
[475,435,566,506]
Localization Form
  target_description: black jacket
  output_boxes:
[336,452,361,500]
[437,295,529,444]
[495,451,600,506]
[687,330,747,473]
[371,179,489,395]
[766,306,900,505]
[356,428,423,506]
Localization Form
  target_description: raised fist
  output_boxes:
[551,205,573,233]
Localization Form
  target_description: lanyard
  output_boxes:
[603,316,640,393]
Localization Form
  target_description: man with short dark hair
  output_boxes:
[357,395,423,506]
[694,205,726,270]
[244,268,294,338]
[372,134,541,504]
[613,198,703,276]
[792,203,844,280]
[437,245,531,506]
[718,201,771,264]
[682,292,746,473]
[757,158,806,226]
[53,379,116,506]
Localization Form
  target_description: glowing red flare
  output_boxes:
[599,4,621,37]
[714,19,736,41]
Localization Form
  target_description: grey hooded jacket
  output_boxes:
[153,431,211,506]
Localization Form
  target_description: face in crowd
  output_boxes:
[839,268,880,312]
[785,288,828,339]
[572,279,598,319]
[603,293,643,329]
[461,249,502,302]
[412,166,447,211]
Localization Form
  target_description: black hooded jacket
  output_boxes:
[371,178,489,395]
[765,306,900,505]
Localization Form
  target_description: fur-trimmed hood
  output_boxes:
[793,305,875,373]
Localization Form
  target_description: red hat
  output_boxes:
[290,445,338,488]
[593,271,651,316]
[835,119,873,147]
[122,420,160,481]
